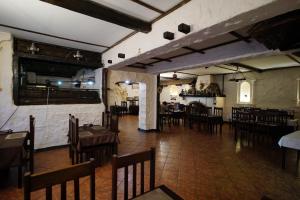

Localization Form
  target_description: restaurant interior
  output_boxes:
[1,1,300,200]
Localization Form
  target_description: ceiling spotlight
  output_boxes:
[73,50,83,61]
[28,43,39,54]
[163,31,174,40]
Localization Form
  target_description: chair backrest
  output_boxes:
[110,114,119,133]
[71,116,79,147]
[29,115,35,173]
[24,159,95,200]
[68,114,72,141]
[121,101,127,107]
[102,112,111,129]
[110,105,120,115]
[214,107,223,117]
[112,148,156,200]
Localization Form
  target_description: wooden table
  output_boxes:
[132,185,183,200]
[78,125,119,165]
[278,130,300,175]
[0,131,28,187]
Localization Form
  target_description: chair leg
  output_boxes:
[75,152,79,164]
[18,165,23,188]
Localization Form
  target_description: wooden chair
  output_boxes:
[110,113,119,133]
[19,115,35,188]
[70,116,80,164]
[24,159,95,200]
[27,115,35,173]
[112,148,156,200]
[120,101,128,115]
[68,114,73,159]
[102,112,111,129]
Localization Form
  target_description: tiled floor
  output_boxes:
[1,115,300,200]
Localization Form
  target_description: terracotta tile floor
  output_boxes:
[1,115,300,200]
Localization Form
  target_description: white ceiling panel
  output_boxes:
[239,55,300,69]
[140,0,182,12]
[91,0,160,22]
[0,0,135,52]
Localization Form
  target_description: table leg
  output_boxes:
[297,150,300,177]
[18,165,23,188]
[282,147,286,169]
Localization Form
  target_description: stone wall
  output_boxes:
[0,32,105,149]
[215,67,300,121]
[107,70,157,130]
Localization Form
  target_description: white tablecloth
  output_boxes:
[278,131,300,150]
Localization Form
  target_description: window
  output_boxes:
[237,80,255,104]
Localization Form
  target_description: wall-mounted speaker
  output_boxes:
[108,60,112,64]
[163,31,174,40]
[118,53,125,58]
[178,23,191,34]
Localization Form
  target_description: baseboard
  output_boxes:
[137,128,159,133]
[35,144,69,152]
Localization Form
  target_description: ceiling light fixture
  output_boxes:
[28,43,39,54]
[228,66,246,82]
[73,50,83,61]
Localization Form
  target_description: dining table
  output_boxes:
[0,131,28,187]
[278,130,300,176]
[78,125,119,165]
[132,185,183,200]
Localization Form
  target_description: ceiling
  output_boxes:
[0,0,184,52]
[160,53,300,80]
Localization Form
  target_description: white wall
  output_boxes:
[107,70,157,130]
[215,67,300,121]
[124,84,139,98]
[0,32,105,149]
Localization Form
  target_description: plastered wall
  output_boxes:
[215,67,300,121]
[0,32,105,149]
[107,70,157,130]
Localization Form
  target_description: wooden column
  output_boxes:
[102,68,108,111]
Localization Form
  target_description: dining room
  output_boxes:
[1,1,300,200]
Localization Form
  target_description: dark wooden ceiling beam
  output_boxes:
[0,24,109,49]
[151,57,172,62]
[229,31,251,43]
[136,62,153,67]
[130,0,165,14]
[41,0,152,33]
[182,46,205,54]
[228,63,263,73]
[127,65,146,69]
